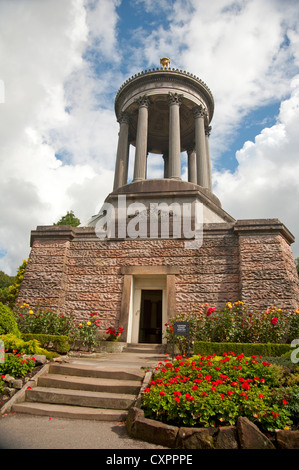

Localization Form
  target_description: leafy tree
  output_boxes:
[5,260,28,308]
[0,270,15,289]
[0,270,16,305]
[54,210,81,227]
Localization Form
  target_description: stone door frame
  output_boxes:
[119,266,179,344]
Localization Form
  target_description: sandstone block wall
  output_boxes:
[17,219,299,330]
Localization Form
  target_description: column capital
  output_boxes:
[193,105,208,119]
[205,125,212,136]
[186,145,195,155]
[117,111,130,125]
[135,95,151,108]
[168,92,183,106]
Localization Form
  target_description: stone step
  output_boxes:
[48,363,144,381]
[124,343,167,354]
[38,374,141,395]
[25,386,136,410]
[12,402,127,421]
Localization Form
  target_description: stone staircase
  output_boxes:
[12,344,167,421]
[12,361,144,421]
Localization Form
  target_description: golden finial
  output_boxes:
[160,57,170,69]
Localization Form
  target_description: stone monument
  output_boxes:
[18,60,299,344]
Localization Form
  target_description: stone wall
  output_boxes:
[17,219,299,330]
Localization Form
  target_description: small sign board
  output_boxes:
[172,321,190,359]
[173,322,190,336]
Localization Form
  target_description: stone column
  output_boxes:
[133,95,150,182]
[193,105,209,188]
[168,92,182,179]
[187,147,196,184]
[205,125,212,192]
[113,112,130,191]
[163,153,169,178]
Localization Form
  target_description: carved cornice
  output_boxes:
[115,68,214,121]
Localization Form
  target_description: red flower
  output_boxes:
[271,317,278,326]
[159,391,165,397]
[241,382,251,390]
[258,394,264,399]
[220,394,226,400]
[272,411,279,419]
[201,391,208,397]
[207,307,216,316]
[144,388,151,393]
[282,399,288,405]
[241,392,248,399]
[174,396,180,403]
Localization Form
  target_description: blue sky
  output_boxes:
[0,0,299,274]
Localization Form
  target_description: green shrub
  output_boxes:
[15,305,75,336]
[0,302,21,337]
[193,341,290,357]
[165,302,299,349]
[6,259,28,308]
[285,385,299,426]
[0,352,36,378]
[0,333,40,354]
[141,353,292,432]
[22,333,70,354]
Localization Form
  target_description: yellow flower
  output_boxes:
[295,309,299,314]
[78,323,83,328]
[28,310,33,315]
[226,302,232,309]
[86,321,91,326]
[284,426,290,430]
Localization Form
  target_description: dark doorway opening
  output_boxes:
[139,290,162,343]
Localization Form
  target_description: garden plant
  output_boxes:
[142,352,299,433]
[165,301,299,354]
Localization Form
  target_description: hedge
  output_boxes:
[0,302,21,337]
[22,333,70,354]
[193,341,291,357]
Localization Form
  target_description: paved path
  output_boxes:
[0,350,168,449]
[0,414,167,449]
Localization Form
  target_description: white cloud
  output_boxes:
[0,0,120,274]
[213,75,299,257]
[135,0,299,157]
